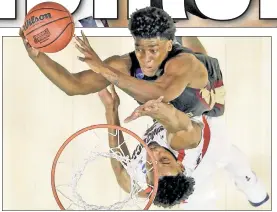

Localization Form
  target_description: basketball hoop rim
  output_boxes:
[51,124,159,210]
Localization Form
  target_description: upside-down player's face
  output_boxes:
[134,38,173,77]
[146,142,183,183]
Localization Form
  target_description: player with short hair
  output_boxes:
[20,7,269,208]
[98,85,269,209]
[20,7,223,118]
[98,85,199,207]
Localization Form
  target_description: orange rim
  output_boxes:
[51,124,159,210]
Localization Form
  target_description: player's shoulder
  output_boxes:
[167,43,200,66]
[165,52,199,72]
[119,53,132,65]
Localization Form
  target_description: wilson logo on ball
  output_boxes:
[33,28,51,44]
[23,13,52,30]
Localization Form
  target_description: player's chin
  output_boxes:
[142,68,157,76]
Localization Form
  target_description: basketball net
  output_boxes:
[51,124,159,210]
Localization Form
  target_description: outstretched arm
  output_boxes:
[31,54,112,95]
[124,97,202,150]
[20,29,132,96]
[98,86,148,197]
[75,33,208,103]
[98,86,131,193]
[97,53,206,103]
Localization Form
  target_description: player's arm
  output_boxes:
[99,86,132,194]
[20,29,132,96]
[166,108,203,150]
[32,54,130,95]
[99,86,148,197]
[75,32,208,103]
[96,53,208,103]
[125,97,202,150]
[105,107,132,194]
[153,103,202,150]
[105,107,149,197]
[31,53,113,95]
[20,28,112,95]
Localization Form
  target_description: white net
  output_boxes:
[52,126,157,210]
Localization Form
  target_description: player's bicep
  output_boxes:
[164,74,189,101]
[155,57,192,102]
[73,70,110,94]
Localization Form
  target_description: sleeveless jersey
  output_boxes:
[136,115,211,177]
[129,43,225,117]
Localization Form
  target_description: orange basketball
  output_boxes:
[23,2,74,53]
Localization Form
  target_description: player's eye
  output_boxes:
[135,48,143,52]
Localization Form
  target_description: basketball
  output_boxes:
[23,2,75,53]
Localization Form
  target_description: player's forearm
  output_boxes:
[95,64,164,103]
[105,109,132,193]
[150,103,200,149]
[149,103,193,133]
[105,110,130,156]
[31,53,82,95]
[168,121,201,150]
